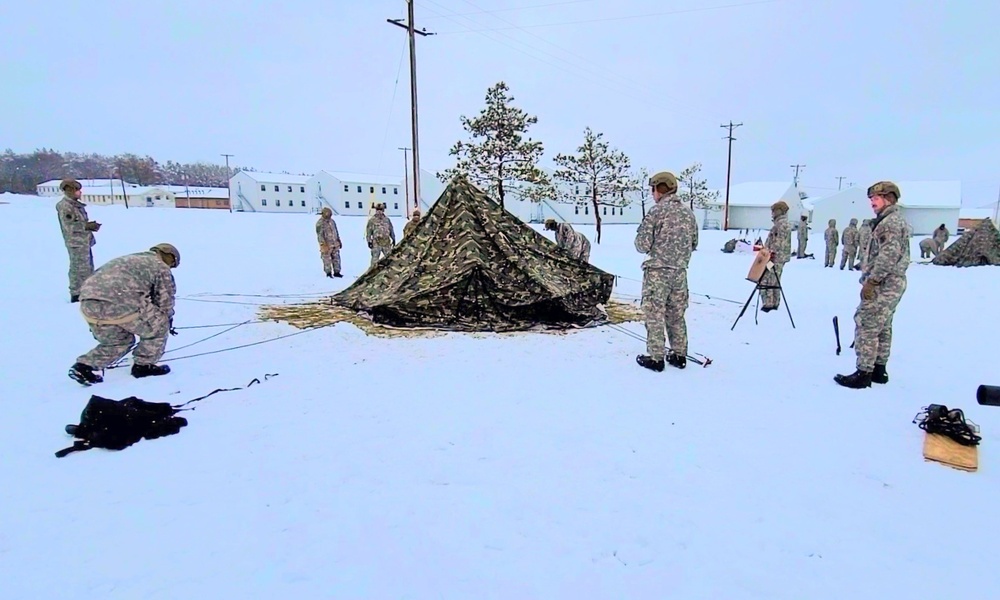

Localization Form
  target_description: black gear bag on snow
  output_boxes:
[55,374,277,458]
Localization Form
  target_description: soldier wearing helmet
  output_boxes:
[55,178,101,302]
[835,181,910,389]
[823,218,839,268]
[544,217,591,262]
[316,206,343,278]
[633,170,698,372]
[365,202,396,267]
[403,207,423,239]
[840,217,860,270]
[68,243,181,385]
[760,200,792,312]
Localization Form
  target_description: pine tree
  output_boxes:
[437,81,549,208]
[552,127,635,243]
[676,162,719,210]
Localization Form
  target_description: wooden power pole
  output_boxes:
[720,121,743,231]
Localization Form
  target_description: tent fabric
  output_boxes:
[332,177,615,332]
[931,218,1000,267]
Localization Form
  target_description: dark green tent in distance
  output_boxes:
[932,218,1000,267]
[332,177,615,332]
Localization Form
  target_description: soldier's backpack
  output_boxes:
[55,374,277,458]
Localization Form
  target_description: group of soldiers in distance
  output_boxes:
[820,217,948,268]
[54,171,911,391]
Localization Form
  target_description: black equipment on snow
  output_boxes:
[55,374,277,457]
[977,385,1000,407]
[913,404,981,447]
[833,316,842,355]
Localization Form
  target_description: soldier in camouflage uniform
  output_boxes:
[403,208,422,238]
[544,218,591,263]
[855,218,873,270]
[932,224,950,251]
[634,171,698,371]
[55,178,100,302]
[840,218,860,270]
[835,182,910,389]
[795,215,810,258]
[316,207,342,278]
[919,237,940,258]
[365,203,396,267]
[760,200,792,311]
[823,219,839,267]
[68,244,180,386]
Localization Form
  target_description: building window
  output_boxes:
[370,186,374,194]
[394,203,399,210]
[287,185,292,192]
[574,205,579,215]
[393,187,398,195]
[381,187,386,194]
[344,185,349,192]
[260,184,265,191]
[357,202,362,209]
[300,186,305,193]
[274,185,279,192]
[585,206,589,215]
[603,206,607,215]
[262,199,267,206]
[276,200,281,207]
[301,200,306,207]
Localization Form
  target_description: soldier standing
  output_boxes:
[365,203,396,267]
[761,201,792,312]
[835,182,910,389]
[823,219,839,267]
[403,208,422,238]
[856,218,873,270]
[55,178,100,302]
[795,214,810,258]
[634,171,698,372]
[316,207,342,278]
[932,223,950,250]
[68,243,180,386]
[544,218,592,263]
[840,218,860,270]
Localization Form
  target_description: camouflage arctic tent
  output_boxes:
[332,177,615,331]
[931,218,1000,267]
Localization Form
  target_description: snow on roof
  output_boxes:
[960,208,995,220]
[40,178,139,188]
[239,171,312,184]
[895,181,961,209]
[708,182,795,207]
[320,171,403,186]
[162,186,230,198]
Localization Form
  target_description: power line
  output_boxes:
[433,0,786,34]
[418,0,597,19]
[790,164,805,186]
[376,38,409,175]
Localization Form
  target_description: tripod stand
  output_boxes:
[731,262,795,330]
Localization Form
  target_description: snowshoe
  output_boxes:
[834,369,872,389]
[636,355,665,372]
[131,363,171,379]
[69,362,103,386]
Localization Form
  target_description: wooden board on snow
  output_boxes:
[923,432,979,472]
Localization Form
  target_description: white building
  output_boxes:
[37,178,140,198]
[37,178,174,207]
[808,181,960,236]
[228,171,312,213]
[500,167,648,227]
[703,182,807,231]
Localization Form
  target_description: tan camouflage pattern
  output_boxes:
[932,225,949,248]
[316,215,342,275]
[853,204,910,371]
[795,216,809,257]
[840,219,859,269]
[332,177,614,331]
[931,218,1000,267]
[554,222,591,263]
[919,237,940,258]
[641,267,689,360]
[366,212,396,266]
[857,219,873,270]
[56,194,95,296]
[77,251,176,368]
[824,220,838,267]
[634,193,698,269]
[867,181,900,201]
[761,212,791,308]
[403,215,422,239]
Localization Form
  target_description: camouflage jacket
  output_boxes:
[825,226,838,246]
[80,251,176,319]
[933,227,949,247]
[842,224,859,247]
[56,195,95,248]
[863,204,910,284]
[366,214,395,245]
[857,222,872,253]
[403,217,421,238]
[316,217,341,249]
[555,223,588,256]
[634,194,698,270]
[765,214,792,263]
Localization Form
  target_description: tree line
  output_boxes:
[0,148,254,195]
[437,81,719,243]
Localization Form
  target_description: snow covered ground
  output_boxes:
[2,192,998,599]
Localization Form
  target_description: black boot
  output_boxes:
[68,362,103,386]
[871,363,888,384]
[70,295,80,303]
[333,272,343,278]
[325,272,333,278]
[834,369,872,389]
[666,353,687,369]
[636,355,664,372]
[131,363,171,378]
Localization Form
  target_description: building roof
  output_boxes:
[894,181,961,209]
[960,208,995,220]
[40,178,139,189]
[239,171,312,184]
[708,182,796,207]
[319,170,403,186]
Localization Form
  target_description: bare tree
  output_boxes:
[676,162,719,210]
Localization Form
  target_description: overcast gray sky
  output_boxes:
[2,0,997,205]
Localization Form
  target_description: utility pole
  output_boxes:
[398,146,411,217]
[221,153,234,212]
[720,121,743,231]
[790,164,806,187]
[388,1,434,214]
[835,176,846,191]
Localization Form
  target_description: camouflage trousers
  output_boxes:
[853,275,907,371]
[641,267,689,359]
[370,242,392,267]
[797,236,808,257]
[77,299,170,369]
[760,262,785,309]
[320,245,342,275]
[840,244,858,269]
[824,244,838,267]
[65,244,94,297]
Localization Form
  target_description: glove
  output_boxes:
[85,221,101,231]
[861,279,878,301]
[367,241,373,249]
[169,318,178,336]
[169,327,178,336]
